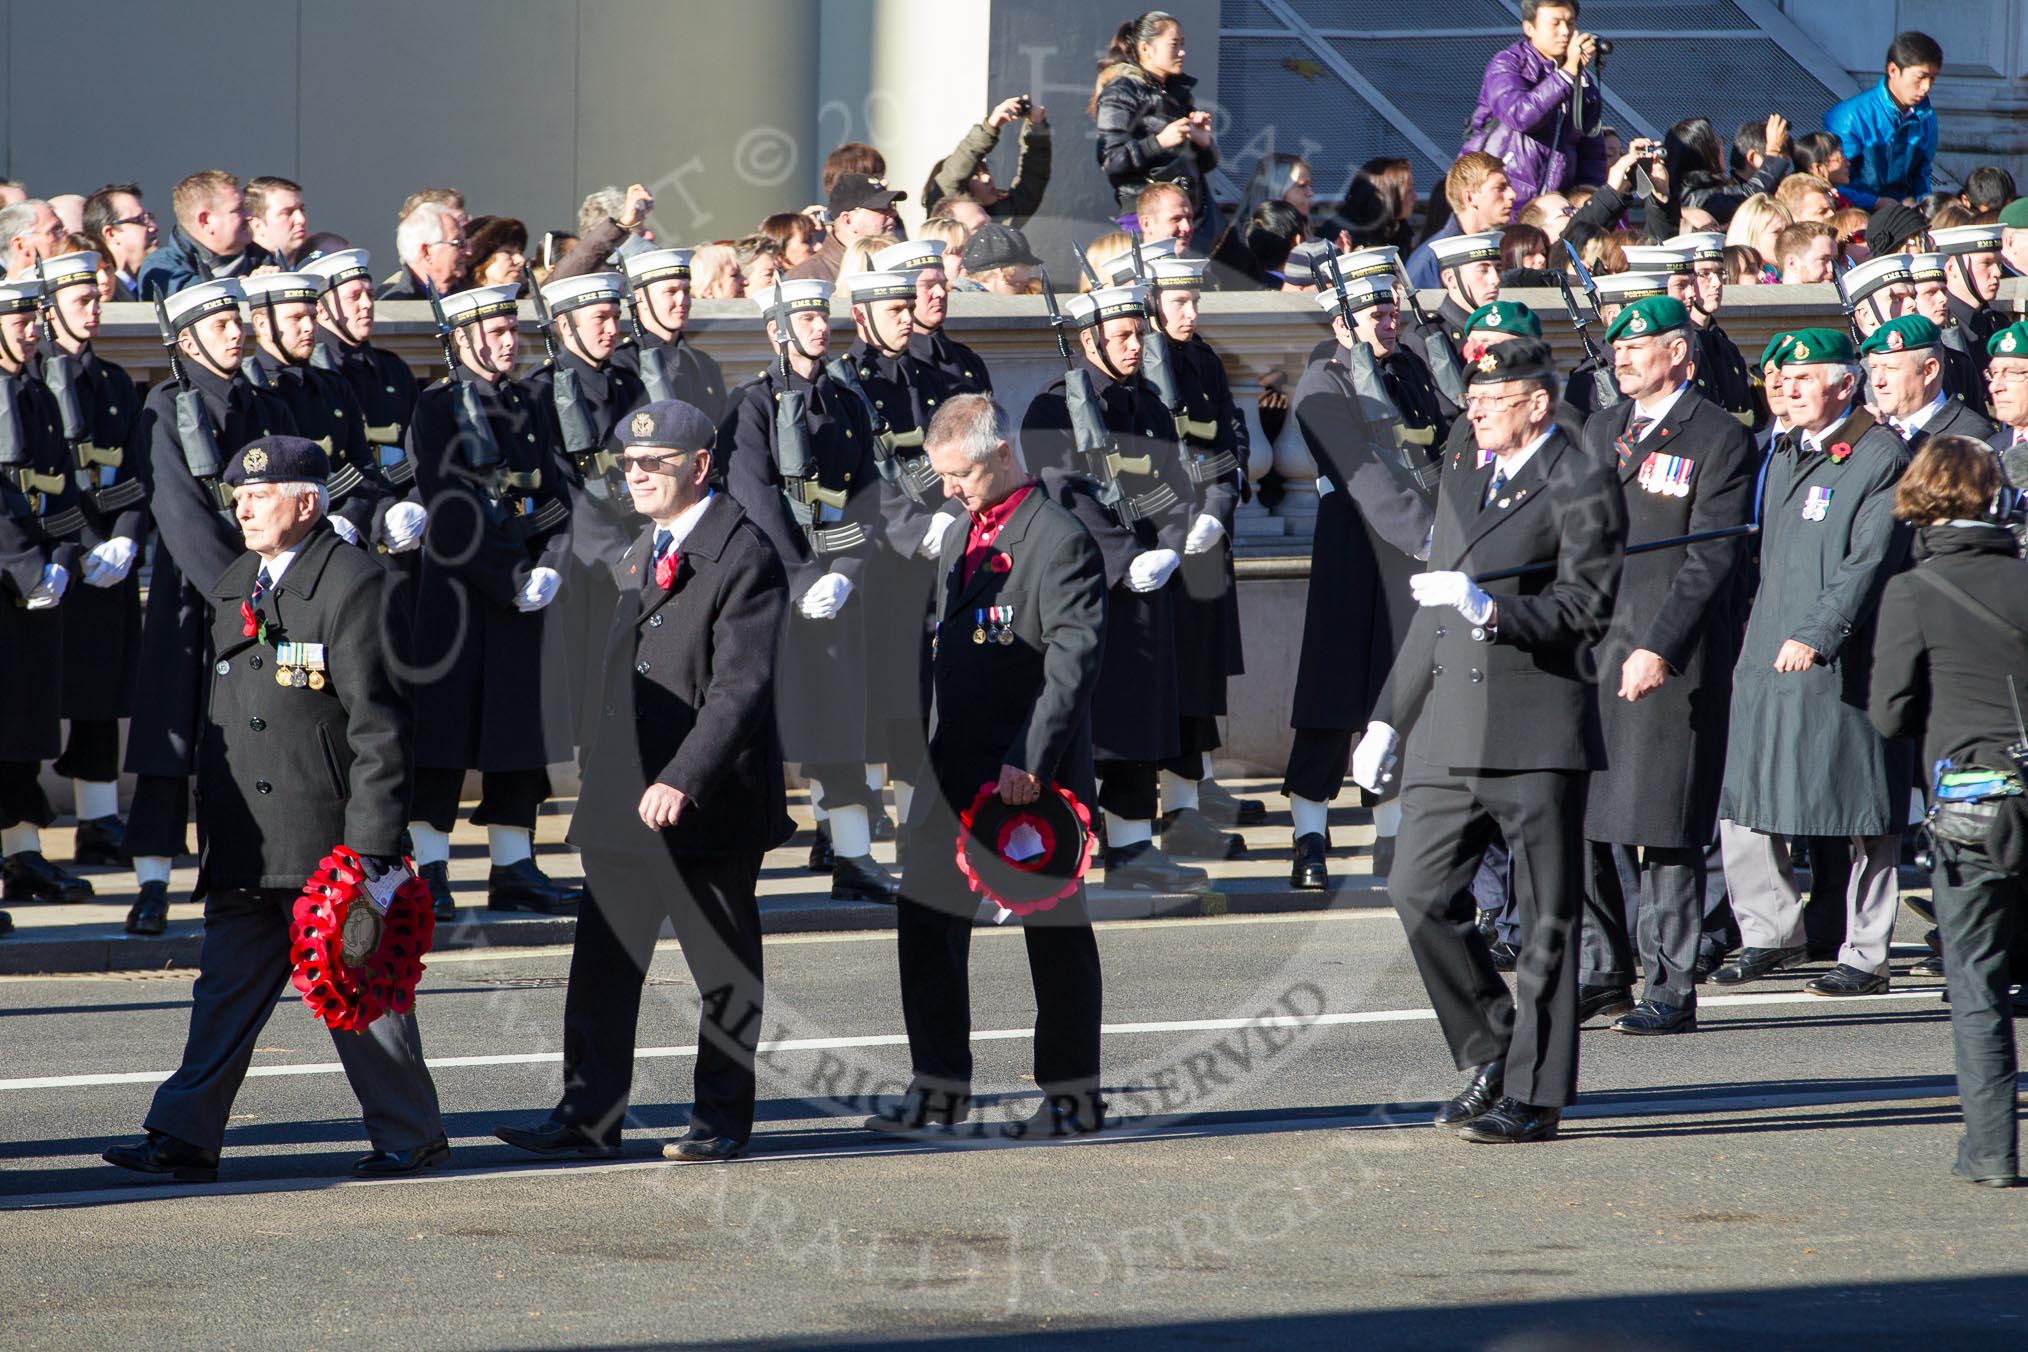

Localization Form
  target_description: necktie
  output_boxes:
[242,566,273,638]
[1484,465,1507,508]
[1615,413,1653,469]
[652,528,678,590]
[252,566,273,607]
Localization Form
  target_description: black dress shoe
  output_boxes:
[1692,947,1733,983]
[419,860,455,922]
[1487,940,1520,973]
[494,1119,622,1158]
[1804,963,1889,997]
[662,1134,747,1163]
[1708,945,1805,986]
[833,852,899,902]
[73,814,129,867]
[1105,839,1208,893]
[806,821,835,873]
[125,879,170,936]
[1161,807,1246,860]
[0,908,12,937]
[1577,984,1634,1023]
[1954,1167,2020,1189]
[1369,834,1396,881]
[1475,908,1500,942]
[1010,1094,1109,1139]
[1433,1060,1504,1126]
[103,1131,218,1183]
[1290,833,1329,891]
[352,1136,450,1176]
[1457,1097,1562,1144]
[486,859,583,914]
[871,810,896,843]
[1612,999,1697,1035]
[2,851,94,903]
[1198,779,1266,826]
[865,1087,971,1135]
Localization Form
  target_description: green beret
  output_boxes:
[1988,321,2028,359]
[1758,332,1797,371]
[1857,315,1942,357]
[1997,198,2028,230]
[1777,328,1857,367]
[1603,295,1690,344]
[1464,301,1540,339]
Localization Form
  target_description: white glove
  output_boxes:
[80,537,138,588]
[25,562,69,610]
[798,571,854,619]
[379,501,427,553]
[330,514,362,546]
[513,566,562,613]
[1351,722,1400,793]
[1184,513,1225,555]
[1410,570,1494,626]
[1125,548,1181,593]
[920,511,960,560]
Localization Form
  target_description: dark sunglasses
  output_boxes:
[618,450,696,473]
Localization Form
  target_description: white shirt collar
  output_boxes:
[259,547,300,586]
[1493,428,1556,479]
[652,492,714,553]
[1632,381,1691,427]
[1894,391,1950,434]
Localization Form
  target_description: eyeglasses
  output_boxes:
[111,212,155,229]
[426,238,469,254]
[1464,393,1532,412]
[617,451,693,473]
[1986,367,2028,386]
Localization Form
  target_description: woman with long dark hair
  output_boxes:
[1091,10,1221,239]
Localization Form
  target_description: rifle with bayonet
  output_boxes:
[35,261,138,514]
[152,297,234,517]
[1324,251,1441,493]
[770,300,858,558]
[1559,240,1624,411]
[528,280,608,496]
[1039,261,1176,527]
[1392,257,1468,413]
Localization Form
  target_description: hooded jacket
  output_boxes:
[1462,39,1607,208]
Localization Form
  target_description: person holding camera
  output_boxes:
[1091,11,1220,241]
[922,95,1052,228]
[1461,0,1609,211]
[1869,434,2028,1189]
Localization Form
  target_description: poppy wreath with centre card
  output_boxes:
[955,782,1095,917]
[289,845,437,1032]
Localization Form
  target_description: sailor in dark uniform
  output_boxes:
[721,278,898,903]
[1844,254,1920,342]
[0,274,88,924]
[127,279,295,932]
[1665,232,1759,429]
[1565,272,1667,414]
[29,251,147,888]
[893,239,991,396]
[1931,224,2006,413]
[611,248,727,426]
[1411,232,1504,416]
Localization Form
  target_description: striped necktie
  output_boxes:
[1615,413,1653,469]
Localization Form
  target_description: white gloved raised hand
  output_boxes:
[1184,513,1225,555]
[919,511,960,560]
[798,571,854,619]
[330,514,363,546]
[1350,722,1400,793]
[25,562,70,610]
[379,501,427,553]
[1125,548,1181,593]
[81,537,138,588]
[513,566,562,613]
[1409,569,1495,626]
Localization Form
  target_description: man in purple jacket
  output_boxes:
[1462,0,1608,211]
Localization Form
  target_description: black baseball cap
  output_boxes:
[827,173,905,215]
[960,223,1041,273]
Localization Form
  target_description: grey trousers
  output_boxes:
[1585,841,1705,1001]
[145,887,444,1156]
[1718,821,1900,974]
[1931,838,2024,1179]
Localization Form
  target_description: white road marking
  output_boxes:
[0,986,1949,1093]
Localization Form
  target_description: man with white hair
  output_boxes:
[377,203,467,301]
[0,198,64,277]
[104,434,447,1183]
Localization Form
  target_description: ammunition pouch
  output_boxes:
[1184,451,1241,485]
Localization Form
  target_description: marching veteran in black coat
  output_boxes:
[1576,297,1755,1036]
[872,393,1110,1139]
[497,401,791,1165]
[105,435,446,1184]
[1354,337,1626,1145]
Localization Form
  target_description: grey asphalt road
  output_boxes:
[3,907,2025,1351]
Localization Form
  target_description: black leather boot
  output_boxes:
[2,851,94,903]
[486,859,584,913]
[832,853,899,903]
[73,815,130,867]
[125,879,171,936]
[419,860,456,922]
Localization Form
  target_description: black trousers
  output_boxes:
[1158,715,1221,778]
[1389,764,1585,1107]
[1931,838,2025,1179]
[804,761,878,814]
[410,766,549,833]
[1096,760,1157,820]
[1585,841,1704,1000]
[145,886,443,1155]
[53,719,121,783]
[558,850,766,1145]
[1282,727,1351,804]
[125,774,190,857]
[895,808,1104,1102]
[0,762,51,831]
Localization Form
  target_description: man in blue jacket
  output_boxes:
[1824,31,1942,211]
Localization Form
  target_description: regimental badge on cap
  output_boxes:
[1477,353,1498,373]
[244,447,269,474]
[2006,333,2020,354]
[1794,341,1811,359]
[1486,309,1502,328]
[1887,330,1904,350]
[623,247,694,287]
[540,271,626,315]
[1628,311,1648,334]
[631,411,655,439]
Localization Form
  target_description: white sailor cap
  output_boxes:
[872,239,945,274]
[0,275,39,314]
[540,271,626,315]
[1664,232,1726,263]
[241,271,324,307]
[623,247,693,287]
[440,283,520,325]
[1622,245,1693,276]
[843,269,919,304]
[1096,236,1179,285]
[32,250,100,292]
[1429,232,1503,268]
[1063,285,1146,328]
[1325,246,1402,284]
[1147,256,1208,290]
[300,248,372,291]
[1315,272,1397,315]
[1591,271,1670,303]
[1843,253,1915,302]
[162,278,245,330]
[1907,252,1946,283]
[1282,240,1335,286]
[755,278,834,316]
[1930,224,2003,257]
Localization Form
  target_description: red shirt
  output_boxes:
[960,482,1035,587]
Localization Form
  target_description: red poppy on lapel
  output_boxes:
[654,550,680,590]
[1828,442,1853,463]
[240,601,259,638]
[989,552,1011,574]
